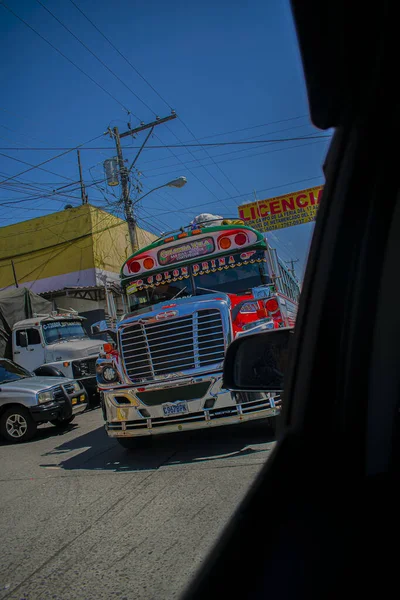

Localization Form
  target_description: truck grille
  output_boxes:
[52,386,65,402]
[63,383,75,395]
[120,309,225,383]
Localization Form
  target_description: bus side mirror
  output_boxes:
[223,327,294,392]
[19,331,28,348]
[91,320,117,342]
[91,320,108,335]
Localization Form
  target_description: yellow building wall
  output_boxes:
[90,206,130,273]
[0,205,157,289]
[90,206,157,273]
[0,205,95,288]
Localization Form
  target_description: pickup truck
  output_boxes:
[0,289,104,405]
[11,314,104,404]
[0,358,87,443]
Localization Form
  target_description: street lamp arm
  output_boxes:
[131,177,187,207]
[131,183,169,207]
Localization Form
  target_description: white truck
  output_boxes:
[11,314,104,403]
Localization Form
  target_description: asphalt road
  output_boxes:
[0,408,276,600]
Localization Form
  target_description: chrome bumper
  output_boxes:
[105,394,281,438]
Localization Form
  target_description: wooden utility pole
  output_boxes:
[77,150,88,204]
[113,126,137,251]
[111,113,177,252]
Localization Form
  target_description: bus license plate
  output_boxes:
[162,402,189,418]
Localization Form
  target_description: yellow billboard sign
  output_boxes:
[238,185,323,232]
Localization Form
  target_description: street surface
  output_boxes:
[0,408,276,600]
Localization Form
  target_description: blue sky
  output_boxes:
[0,0,331,279]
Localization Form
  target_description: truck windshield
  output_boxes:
[42,320,88,344]
[0,359,31,383]
[194,260,270,295]
[128,279,193,313]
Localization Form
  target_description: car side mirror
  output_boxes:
[223,327,294,391]
[91,320,117,342]
[19,331,28,348]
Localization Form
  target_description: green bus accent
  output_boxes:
[121,224,266,286]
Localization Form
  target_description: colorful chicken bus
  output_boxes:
[96,220,300,448]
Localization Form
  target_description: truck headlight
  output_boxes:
[37,391,53,404]
[102,366,118,382]
[72,381,81,392]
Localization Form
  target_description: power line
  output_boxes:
[0,204,116,240]
[0,151,76,183]
[62,2,316,218]
[0,134,104,185]
[22,211,124,290]
[0,123,87,173]
[67,0,174,112]
[142,139,329,180]
[154,131,231,213]
[147,174,324,217]
[135,121,315,169]
[138,134,327,176]
[32,1,199,225]
[0,210,126,263]
[0,136,330,152]
[34,0,147,122]
[0,170,88,206]
[62,1,238,212]
[188,115,310,141]
[0,2,132,115]
[176,118,243,195]
[60,1,323,220]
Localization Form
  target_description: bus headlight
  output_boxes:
[102,366,118,383]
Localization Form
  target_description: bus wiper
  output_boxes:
[172,286,187,300]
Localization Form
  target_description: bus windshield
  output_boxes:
[195,260,270,295]
[128,279,193,313]
[126,250,271,312]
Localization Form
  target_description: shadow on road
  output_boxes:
[39,420,277,473]
[0,423,79,447]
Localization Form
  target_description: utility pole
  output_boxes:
[286,258,299,278]
[77,150,88,205]
[110,112,177,253]
[113,126,137,251]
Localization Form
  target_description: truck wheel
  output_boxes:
[50,416,75,429]
[0,406,37,443]
[117,437,151,450]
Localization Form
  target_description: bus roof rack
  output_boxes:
[153,217,245,243]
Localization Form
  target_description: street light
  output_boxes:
[167,176,187,188]
[132,176,187,207]
[129,176,188,250]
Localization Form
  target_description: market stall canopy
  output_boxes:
[0,288,52,358]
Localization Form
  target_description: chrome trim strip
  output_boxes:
[141,322,155,378]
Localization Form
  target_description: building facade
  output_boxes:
[0,205,156,324]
